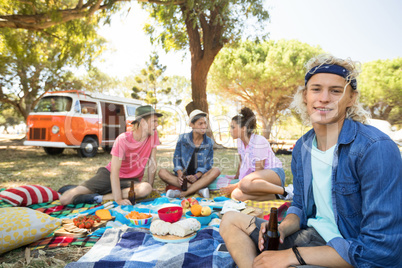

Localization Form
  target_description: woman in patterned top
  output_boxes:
[220,107,289,201]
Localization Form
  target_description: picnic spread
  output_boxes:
[0,185,290,267]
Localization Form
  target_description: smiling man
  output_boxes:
[59,105,162,206]
[158,109,220,198]
[219,55,402,267]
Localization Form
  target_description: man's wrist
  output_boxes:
[292,246,307,265]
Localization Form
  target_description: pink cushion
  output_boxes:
[0,185,60,206]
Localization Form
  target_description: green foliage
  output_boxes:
[209,39,323,138]
[142,0,269,53]
[0,15,107,119]
[0,102,24,132]
[360,58,402,125]
[130,52,180,108]
[0,0,127,30]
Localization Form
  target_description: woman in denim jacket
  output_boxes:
[220,54,402,267]
[159,110,220,198]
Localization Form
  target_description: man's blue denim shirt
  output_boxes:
[173,131,214,175]
[287,119,402,267]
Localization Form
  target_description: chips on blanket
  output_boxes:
[125,211,152,220]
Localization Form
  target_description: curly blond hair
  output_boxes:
[290,54,370,124]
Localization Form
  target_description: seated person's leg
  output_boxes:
[158,168,181,188]
[102,181,152,200]
[59,185,93,205]
[59,167,112,205]
[231,169,284,201]
[61,167,127,205]
[181,167,221,197]
[232,187,276,201]
[220,211,266,268]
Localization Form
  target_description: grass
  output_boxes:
[0,140,293,267]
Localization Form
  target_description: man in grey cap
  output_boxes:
[59,105,163,205]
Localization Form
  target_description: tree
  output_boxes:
[142,0,269,118]
[0,0,128,30]
[360,58,402,125]
[0,19,107,119]
[208,39,323,139]
[0,101,24,133]
[131,52,181,109]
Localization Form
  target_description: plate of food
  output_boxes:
[150,218,201,243]
[152,233,197,243]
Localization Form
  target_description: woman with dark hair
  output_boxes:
[220,107,290,201]
[159,109,220,198]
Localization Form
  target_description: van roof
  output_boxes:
[46,90,142,105]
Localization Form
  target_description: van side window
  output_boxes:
[127,105,137,116]
[80,101,98,114]
[74,100,80,113]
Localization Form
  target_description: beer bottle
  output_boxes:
[181,169,188,191]
[128,180,136,205]
[263,207,279,251]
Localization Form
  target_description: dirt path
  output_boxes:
[0,134,26,146]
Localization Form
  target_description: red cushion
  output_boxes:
[0,185,60,206]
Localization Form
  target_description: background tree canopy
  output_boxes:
[131,52,180,108]
[209,39,323,139]
[360,58,402,125]
[142,0,270,121]
[0,17,107,119]
[0,0,126,30]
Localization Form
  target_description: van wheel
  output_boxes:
[78,137,98,158]
[44,147,65,155]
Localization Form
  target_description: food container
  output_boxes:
[185,211,212,226]
[158,207,183,223]
[125,211,153,226]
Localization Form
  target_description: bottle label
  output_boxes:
[267,230,279,238]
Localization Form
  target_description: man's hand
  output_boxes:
[186,175,197,184]
[258,221,268,251]
[253,249,293,268]
[116,198,132,206]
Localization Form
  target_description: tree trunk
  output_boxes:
[187,58,212,115]
[180,4,224,147]
[261,115,275,140]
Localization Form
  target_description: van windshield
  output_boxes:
[33,96,73,113]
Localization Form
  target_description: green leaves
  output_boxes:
[0,9,107,118]
[130,52,177,108]
[209,39,323,138]
[360,58,402,124]
[142,0,270,52]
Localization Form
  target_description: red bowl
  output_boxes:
[158,206,183,223]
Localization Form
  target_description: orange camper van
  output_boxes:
[24,90,142,157]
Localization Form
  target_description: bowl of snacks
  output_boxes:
[158,206,183,223]
[185,205,212,226]
[125,210,153,226]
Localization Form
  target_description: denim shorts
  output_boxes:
[270,167,286,187]
[249,217,326,251]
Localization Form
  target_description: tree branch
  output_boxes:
[138,0,185,5]
[0,0,130,30]
[180,5,203,62]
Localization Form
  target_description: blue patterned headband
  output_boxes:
[304,64,357,90]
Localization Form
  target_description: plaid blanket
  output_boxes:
[0,199,105,249]
[245,199,287,217]
[66,226,235,268]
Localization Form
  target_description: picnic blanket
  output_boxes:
[0,199,106,250]
[66,226,235,268]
